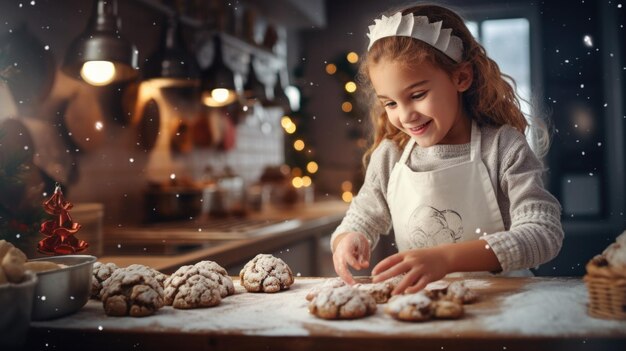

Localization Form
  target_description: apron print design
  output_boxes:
[407,205,463,248]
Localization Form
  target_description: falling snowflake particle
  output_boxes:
[583,35,593,47]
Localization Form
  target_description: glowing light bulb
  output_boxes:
[346,52,359,63]
[292,177,303,188]
[345,81,357,93]
[281,116,293,128]
[80,61,116,86]
[302,176,312,187]
[294,139,305,151]
[306,161,319,174]
[341,101,353,112]
[212,88,231,103]
[325,63,337,75]
[342,191,353,202]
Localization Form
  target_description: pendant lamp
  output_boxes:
[63,0,138,86]
[143,15,200,87]
[243,56,266,104]
[265,71,291,112]
[201,35,238,107]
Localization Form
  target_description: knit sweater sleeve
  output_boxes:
[329,140,398,252]
[480,127,564,272]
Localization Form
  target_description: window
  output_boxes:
[466,17,533,140]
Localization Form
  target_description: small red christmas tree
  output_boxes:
[38,183,88,255]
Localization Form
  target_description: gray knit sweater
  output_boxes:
[331,124,564,273]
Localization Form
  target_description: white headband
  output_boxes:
[366,12,463,63]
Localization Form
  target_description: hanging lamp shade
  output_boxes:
[143,15,200,86]
[243,56,266,104]
[265,71,291,112]
[62,0,138,86]
[201,35,238,107]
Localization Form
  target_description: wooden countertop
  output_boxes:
[27,277,626,351]
[99,200,348,274]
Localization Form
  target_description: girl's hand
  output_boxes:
[371,246,450,295]
[332,232,371,285]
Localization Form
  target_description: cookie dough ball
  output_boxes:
[101,266,165,317]
[309,285,377,320]
[166,274,221,309]
[433,299,464,319]
[164,261,233,309]
[444,281,478,304]
[125,264,168,288]
[91,262,119,299]
[239,254,294,293]
[192,261,235,297]
[385,292,434,322]
[354,275,404,304]
[1,245,27,283]
[604,242,626,268]
[305,277,346,301]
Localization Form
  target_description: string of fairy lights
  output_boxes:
[278,50,364,203]
[326,51,364,202]
[279,114,318,191]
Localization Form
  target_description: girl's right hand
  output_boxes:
[332,232,371,285]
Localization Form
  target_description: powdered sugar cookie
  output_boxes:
[239,254,294,293]
[101,266,164,317]
[305,277,346,301]
[354,275,405,304]
[91,262,119,299]
[444,281,478,304]
[385,292,434,321]
[125,264,168,288]
[164,261,233,308]
[1,246,27,283]
[166,274,221,309]
[309,285,376,320]
[191,260,234,297]
[433,299,464,319]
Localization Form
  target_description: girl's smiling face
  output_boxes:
[369,59,473,147]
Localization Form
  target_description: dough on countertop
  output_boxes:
[91,262,119,299]
[239,254,294,293]
[100,265,165,317]
[164,260,233,309]
[309,285,377,320]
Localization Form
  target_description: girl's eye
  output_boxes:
[412,92,427,100]
[383,101,396,108]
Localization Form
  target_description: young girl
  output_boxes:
[331,4,564,295]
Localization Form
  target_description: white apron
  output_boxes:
[387,121,531,277]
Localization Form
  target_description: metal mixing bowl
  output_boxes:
[28,255,96,320]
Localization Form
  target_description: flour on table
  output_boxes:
[480,280,626,335]
[32,278,626,337]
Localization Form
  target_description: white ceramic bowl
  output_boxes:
[0,271,37,349]
[29,255,96,320]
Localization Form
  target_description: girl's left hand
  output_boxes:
[371,246,450,295]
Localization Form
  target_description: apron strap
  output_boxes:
[470,120,481,161]
[399,139,416,164]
